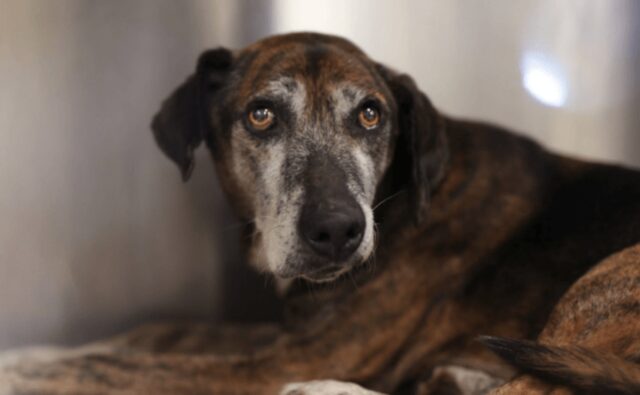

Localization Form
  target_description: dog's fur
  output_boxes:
[1,33,639,395]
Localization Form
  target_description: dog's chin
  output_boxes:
[274,253,370,283]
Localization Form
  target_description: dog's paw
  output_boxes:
[280,380,384,395]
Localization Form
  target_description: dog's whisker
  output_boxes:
[220,223,244,232]
[347,271,359,291]
[219,219,256,233]
[262,273,275,289]
[265,223,286,234]
[371,221,381,257]
[366,222,380,275]
[304,280,320,301]
[372,189,406,212]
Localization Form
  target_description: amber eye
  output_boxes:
[358,104,380,129]
[247,107,275,130]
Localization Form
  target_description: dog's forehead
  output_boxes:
[233,34,386,103]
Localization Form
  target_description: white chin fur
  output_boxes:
[357,201,375,262]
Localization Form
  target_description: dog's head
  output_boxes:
[152,33,447,282]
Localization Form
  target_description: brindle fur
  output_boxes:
[1,33,639,395]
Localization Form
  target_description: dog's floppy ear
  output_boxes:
[151,48,233,181]
[379,66,449,224]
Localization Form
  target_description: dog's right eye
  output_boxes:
[357,102,381,130]
[247,107,275,131]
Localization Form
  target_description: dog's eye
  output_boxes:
[247,107,275,130]
[358,104,380,130]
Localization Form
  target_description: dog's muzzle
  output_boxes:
[292,152,368,280]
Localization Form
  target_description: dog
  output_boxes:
[1,32,639,395]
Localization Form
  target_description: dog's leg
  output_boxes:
[108,321,280,355]
[0,256,453,395]
[281,380,385,395]
[488,375,571,395]
[295,364,508,395]
[414,365,505,395]
[0,326,396,395]
[485,244,640,394]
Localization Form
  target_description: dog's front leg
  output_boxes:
[108,321,281,355]
[0,331,395,395]
[281,380,385,395]
[1,244,461,395]
[280,365,505,395]
[1,350,285,395]
[0,280,436,394]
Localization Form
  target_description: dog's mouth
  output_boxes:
[275,261,349,282]
[301,264,348,282]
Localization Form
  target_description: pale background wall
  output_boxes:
[1,0,638,350]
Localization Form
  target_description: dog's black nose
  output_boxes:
[299,201,365,261]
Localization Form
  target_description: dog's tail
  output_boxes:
[479,336,640,395]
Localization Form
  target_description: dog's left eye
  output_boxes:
[247,107,275,131]
[358,103,380,130]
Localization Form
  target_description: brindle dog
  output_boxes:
[1,33,639,395]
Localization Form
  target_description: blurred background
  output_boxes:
[1,0,638,350]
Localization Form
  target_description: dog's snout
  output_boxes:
[300,201,365,262]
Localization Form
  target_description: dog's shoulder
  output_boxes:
[443,118,563,196]
[446,117,640,206]
[448,117,640,335]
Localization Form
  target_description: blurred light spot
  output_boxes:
[521,52,568,107]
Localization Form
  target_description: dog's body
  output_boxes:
[1,33,639,395]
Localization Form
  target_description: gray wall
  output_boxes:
[0,0,244,350]
[1,0,638,350]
